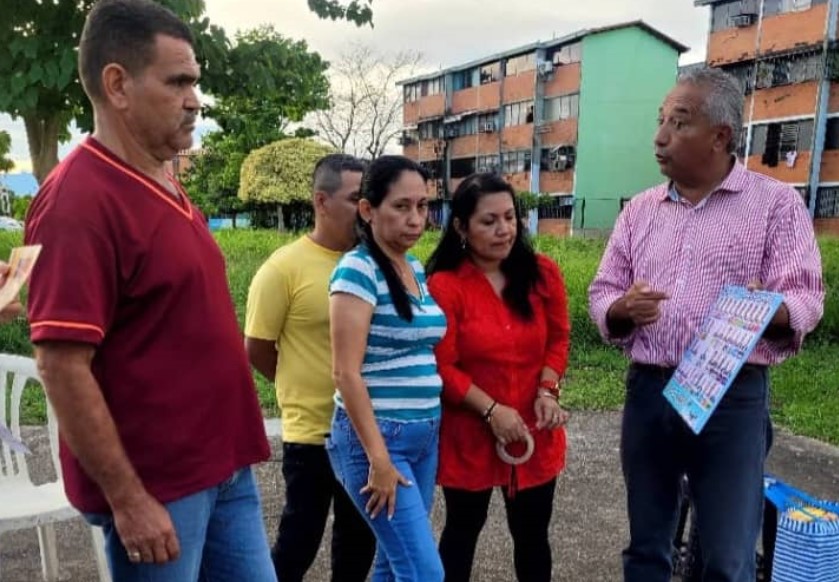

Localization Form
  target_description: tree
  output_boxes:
[183,26,328,217]
[314,43,421,159]
[0,131,13,173]
[307,0,374,26]
[239,138,334,205]
[0,0,228,184]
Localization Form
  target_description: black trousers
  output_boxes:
[273,443,376,582]
[439,478,557,582]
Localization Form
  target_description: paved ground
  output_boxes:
[2,411,838,581]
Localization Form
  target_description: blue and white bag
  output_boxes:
[764,475,839,582]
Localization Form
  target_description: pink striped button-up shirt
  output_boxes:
[588,162,824,367]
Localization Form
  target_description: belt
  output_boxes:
[630,362,767,379]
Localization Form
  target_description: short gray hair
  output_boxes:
[677,67,744,154]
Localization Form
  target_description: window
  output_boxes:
[450,157,477,179]
[711,0,759,32]
[825,118,839,150]
[505,53,536,76]
[477,155,500,173]
[764,0,825,17]
[452,68,478,91]
[816,187,839,217]
[755,53,821,89]
[477,111,499,130]
[404,83,422,103]
[723,62,755,94]
[736,126,749,158]
[549,42,582,66]
[501,150,532,174]
[540,145,576,171]
[419,120,442,140]
[419,160,444,180]
[480,62,501,85]
[537,196,574,219]
[795,186,811,207]
[544,94,580,121]
[503,100,534,127]
[420,77,444,97]
[750,119,814,165]
[450,115,478,137]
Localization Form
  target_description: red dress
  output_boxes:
[428,254,571,492]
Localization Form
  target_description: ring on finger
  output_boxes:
[127,550,141,562]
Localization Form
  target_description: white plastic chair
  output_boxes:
[0,354,110,582]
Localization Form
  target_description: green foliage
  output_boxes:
[238,139,334,204]
[0,1,321,183]
[307,0,374,26]
[11,195,31,220]
[3,228,839,445]
[184,26,328,217]
[0,131,14,173]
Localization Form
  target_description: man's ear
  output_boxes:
[313,191,328,214]
[715,125,733,154]
[101,63,133,110]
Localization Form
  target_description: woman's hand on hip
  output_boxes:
[361,457,412,520]
[489,405,529,445]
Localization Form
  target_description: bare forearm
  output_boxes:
[335,374,389,463]
[251,355,277,382]
[245,338,278,382]
[38,357,144,506]
[461,385,497,416]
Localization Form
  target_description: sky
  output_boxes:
[0,0,711,173]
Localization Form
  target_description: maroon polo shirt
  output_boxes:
[25,137,270,513]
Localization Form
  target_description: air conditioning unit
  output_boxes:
[536,60,554,77]
[550,157,569,172]
[444,127,459,139]
[731,13,756,27]
[548,144,576,171]
[481,121,497,133]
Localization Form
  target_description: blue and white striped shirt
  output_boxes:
[329,245,446,421]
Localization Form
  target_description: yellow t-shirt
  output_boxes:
[245,235,342,444]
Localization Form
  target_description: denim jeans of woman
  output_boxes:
[326,408,443,582]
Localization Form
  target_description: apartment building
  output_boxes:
[696,0,839,235]
[398,21,687,234]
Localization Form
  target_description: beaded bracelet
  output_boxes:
[482,400,498,423]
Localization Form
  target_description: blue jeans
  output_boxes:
[621,364,770,582]
[326,408,443,582]
[84,467,276,582]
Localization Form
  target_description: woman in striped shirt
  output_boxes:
[327,155,446,582]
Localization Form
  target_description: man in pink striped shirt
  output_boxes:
[589,68,824,582]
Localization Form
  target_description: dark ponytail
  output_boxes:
[358,155,430,322]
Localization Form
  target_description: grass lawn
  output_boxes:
[2,229,838,445]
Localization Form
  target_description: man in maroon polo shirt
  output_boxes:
[24,1,276,580]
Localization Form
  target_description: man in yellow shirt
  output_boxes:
[245,154,374,582]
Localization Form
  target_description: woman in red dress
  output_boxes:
[426,173,571,582]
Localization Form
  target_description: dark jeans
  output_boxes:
[273,443,375,582]
[439,479,556,582]
[621,364,771,582]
